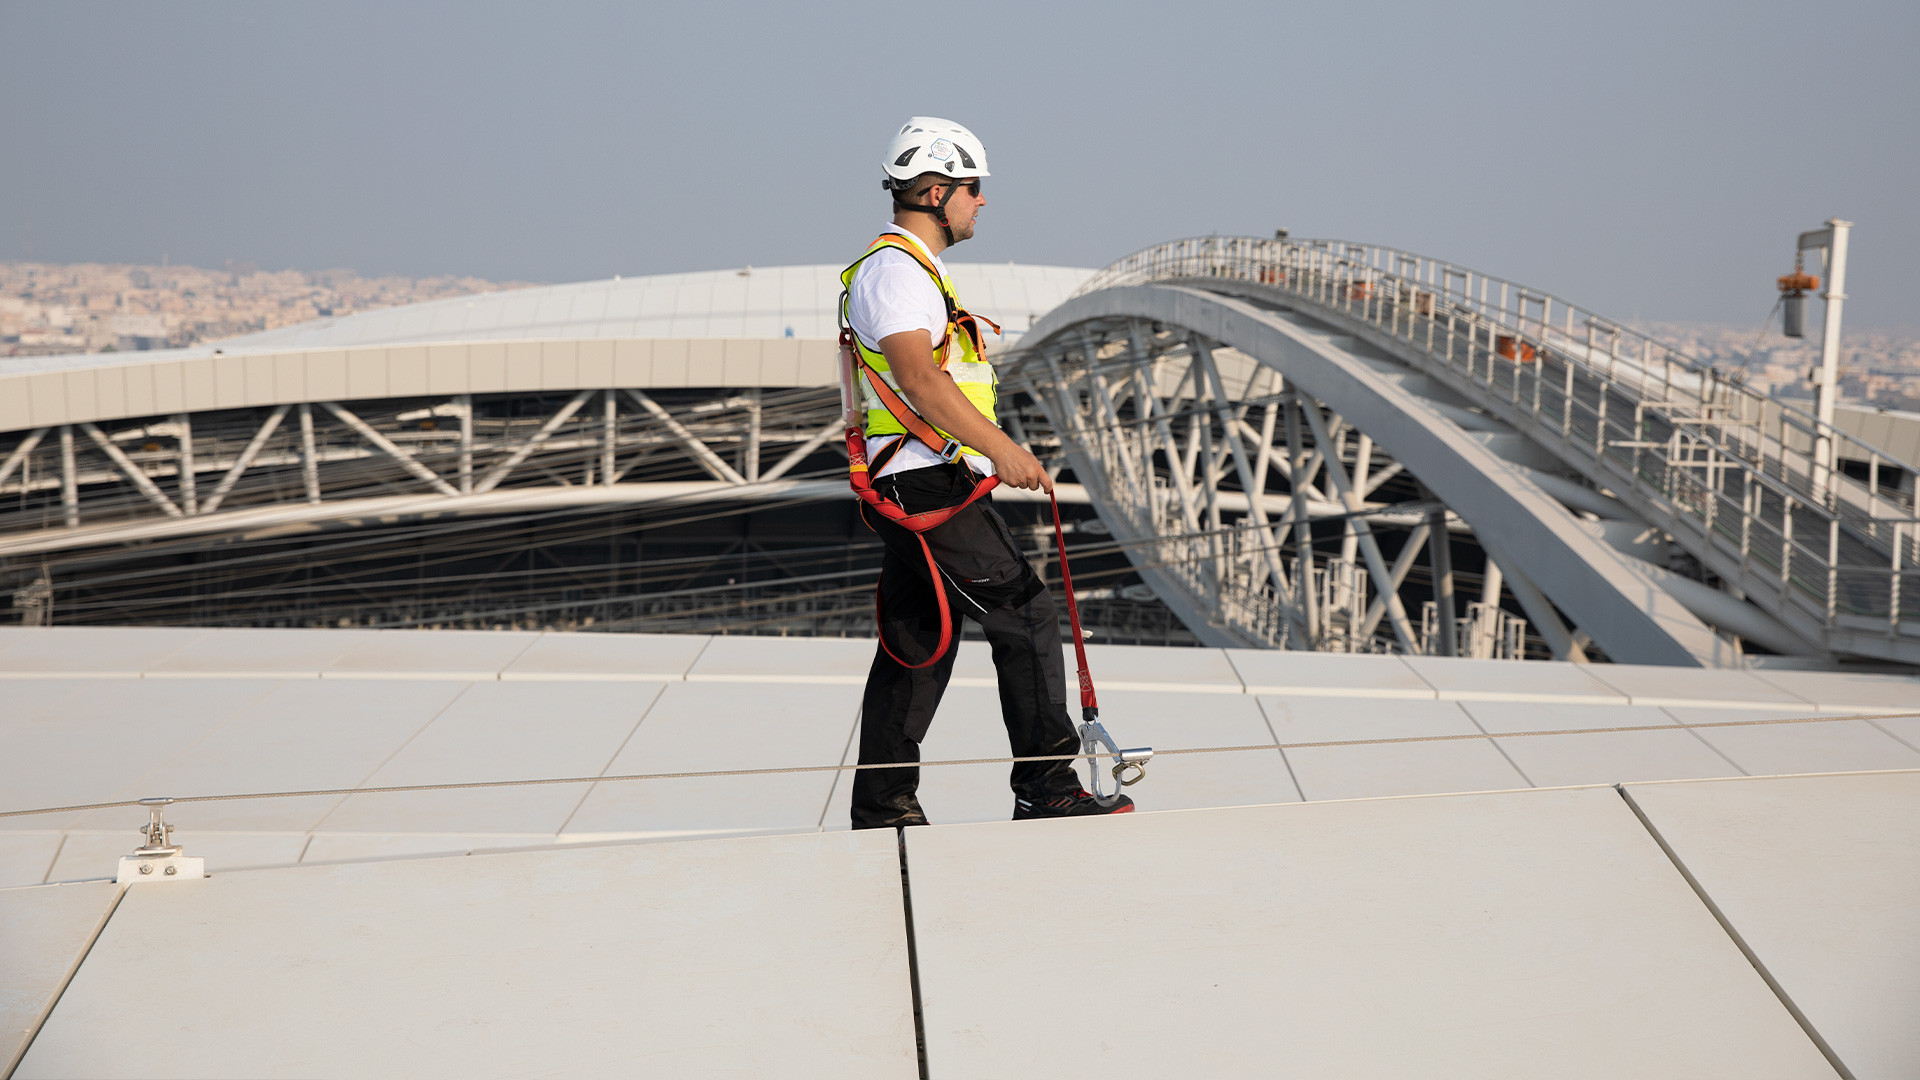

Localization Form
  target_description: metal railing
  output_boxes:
[1073,236,1920,658]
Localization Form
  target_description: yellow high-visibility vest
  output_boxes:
[839,234,997,452]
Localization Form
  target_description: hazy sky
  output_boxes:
[3,1,1916,328]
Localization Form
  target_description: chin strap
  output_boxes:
[888,179,962,246]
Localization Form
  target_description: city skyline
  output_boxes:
[8,252,1917,412]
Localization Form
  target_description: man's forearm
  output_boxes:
[877,330,1017,456]
[890,365,1018,456]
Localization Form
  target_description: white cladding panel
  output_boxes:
[1625,772,1920,1080]
[3,628,1918,890]
[903,789,1839,1078]
[15,831,918,1080]
[0,881,120,1075]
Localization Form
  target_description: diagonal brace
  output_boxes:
[474,390,595,494]
[1303,405,1419,651]
[625,389,747,485]
[201,404,290,514]
[0,428,48,491]
[759,417,844,483]
[79,422,183,518]
[320,401,460,497]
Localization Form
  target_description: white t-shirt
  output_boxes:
[846,226,997,480]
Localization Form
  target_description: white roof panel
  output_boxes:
[1876,714,1920,750]
[66,680,471,833]
[0,628,1909,890]
[1227,648,1437,698]
[1283,733,1531,800]
[685,634,874,683]
[1078,641,1245,693]
[1,880,120,1074]
[560,680,859,840]
[1667,709,1920,775]
[902,789,1837,1078]
[1492,726,1744,787]
[322,630,542,680]
[0,834,61,893]
[1090,688,1297,810]
[310,680,665,837]
[1259,693,1479,742]
[1747,668,1920,712]
[2,679,279,831]
[0,627,208,676]
[1626,771,1920,1079]
[144,627,380,677]
[500,631,710,681]
[1401,655,1629,703]
[1586,663,1811,709]
[1460,698,1677,734]
[17,831,918,1080]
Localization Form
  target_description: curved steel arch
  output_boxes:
[1036,237,1920,667]
[1013,284,1728,667]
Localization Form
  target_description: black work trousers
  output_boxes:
[852,462,1082,829]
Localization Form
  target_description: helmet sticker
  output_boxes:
[927,138,955,161]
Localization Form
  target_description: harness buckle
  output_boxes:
[938,437,966,464]
[1079,714,1153,808]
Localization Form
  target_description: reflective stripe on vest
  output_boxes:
[839,235,997,450]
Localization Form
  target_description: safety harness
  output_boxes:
[839,235,1151,805]
[839,234,1000,670]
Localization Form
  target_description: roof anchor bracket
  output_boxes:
[116,797,205,884]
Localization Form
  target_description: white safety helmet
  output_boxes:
[882,117,989,245]
[882,117,990,186]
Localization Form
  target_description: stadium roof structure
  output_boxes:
[2,626,1917,1076]
[5,239,1917,665]
[0,262,1093,428]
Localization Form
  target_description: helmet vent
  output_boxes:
[894,147,919,167]
[955,145,976,169]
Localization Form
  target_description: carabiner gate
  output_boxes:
[1078,713,1153,808]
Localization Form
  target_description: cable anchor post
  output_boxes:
[117,797,205,884]
[1078,709,1153,808]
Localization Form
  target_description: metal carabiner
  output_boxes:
[1078,715,1153,808]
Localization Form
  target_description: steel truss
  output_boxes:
[0,386,1191,645]
[1007,320,1524,658]
[0,387,850,559]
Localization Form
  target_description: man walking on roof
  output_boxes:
[842,117,1135,828]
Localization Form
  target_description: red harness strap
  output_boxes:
[852,432,995,671]
[1049,487,1098,718]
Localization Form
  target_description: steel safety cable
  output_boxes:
[2,710,1914,822]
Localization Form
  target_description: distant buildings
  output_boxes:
[4,259,1916,410]
[1634,321,1920,411]
[0,260,536,357]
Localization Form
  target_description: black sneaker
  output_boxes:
[1012,788,1135,820]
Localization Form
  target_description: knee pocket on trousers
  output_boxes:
[963,569,1047,613]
